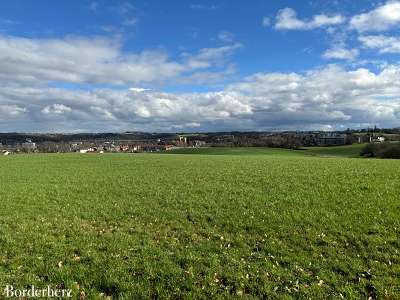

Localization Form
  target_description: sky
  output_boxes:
[0,0,400,132]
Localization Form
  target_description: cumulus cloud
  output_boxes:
[172,122,201,130]
[1,64,400,131]
[275,8,345,30]
[0,30,399,132]
[0,35,241,87]
[323,48,359,61]
[0,104,27,118]
[350,1,400,32]
[42,104,72,115]
[225,65,400,129]
[359,35,400,53]
[129,87,151,92]
[0,35,179,85]
[182,43,242,69]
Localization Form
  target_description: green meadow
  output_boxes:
[0,148,399,299]
[164,144,366,157]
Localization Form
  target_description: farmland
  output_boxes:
[164,144,366,157]
[0,150,399,299]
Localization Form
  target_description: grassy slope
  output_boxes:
[165,144,366,158]
[0,153,399,299]
[303,144,367,158]
[162,147,305,156]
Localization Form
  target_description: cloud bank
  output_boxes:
[1,49,399,132]
[2,0,400,133]
[0,35,240,87]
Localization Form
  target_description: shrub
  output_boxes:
[380,145,400,159]
[360,142,400,158]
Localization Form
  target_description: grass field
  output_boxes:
[162,147,305,156]
[303,144,367,158]
[0,150,399,299]
[164,144,366,158]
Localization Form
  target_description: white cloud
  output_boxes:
[0,35,241,87]
[350,1,400,32]
[1,30,400,132]
[0,35,178,85]
[275,8,345,30]
[42,104,72,115]
[1,65,400,131]
[359,35,400,53]
[183,43,242,69]
[323,48,359,61]
[0,104,27,117]
[225,65,400,129]
[172,122,201,130]
[90,106,117,121]
[185,122,201,127]
[129,87,151,92]
[311,14,346,28]
[275,8,306,30]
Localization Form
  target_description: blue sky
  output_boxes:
[0,1,400,132]
[0,1,377,76]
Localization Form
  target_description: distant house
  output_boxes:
[120,145,130,152]
[141,144,174,152]
[358,135,386,143]
[371,136,385,143]
[178,136,187,144]
[21,139,37,152]
[194,140,206,147]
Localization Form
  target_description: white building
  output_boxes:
[370,136,385,143]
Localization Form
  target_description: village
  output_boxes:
[0,135,201,155]
[0,130,390,155]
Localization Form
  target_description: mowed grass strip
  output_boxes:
[0,153,399,299]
